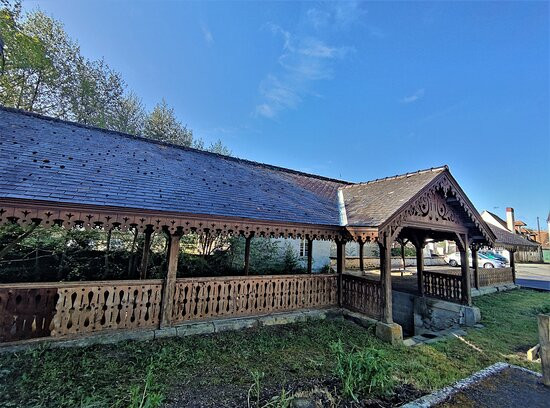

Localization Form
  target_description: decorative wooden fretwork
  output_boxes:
[0,280,163,342]
[341,274,382,319]
[171,274,338,323]
[382,174,495,244]
[423,271,463,302]
[0,199,345,241]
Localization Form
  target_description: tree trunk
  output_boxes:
[0,222,39,260]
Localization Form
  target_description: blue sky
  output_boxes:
[27,1,549,228]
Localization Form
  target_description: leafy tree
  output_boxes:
[207,139,232,156]
[0,1,232,154]
[143,99,193,146]
[110,91,146,135]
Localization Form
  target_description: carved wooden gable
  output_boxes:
[383,173,494,244]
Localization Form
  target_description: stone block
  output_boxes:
[175,321,215,337]
[375,321,403,345]
[527,344,540,361]
[260,312,304,327]
[154,327,177,339]
[463,306,481,326]
[213,317,259,333]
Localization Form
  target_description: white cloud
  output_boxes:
[400,89,425,104]
[200,22,214,46]
[255,23,353,119]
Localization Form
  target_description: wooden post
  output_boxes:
[307,237,313,274]
[139,226,153,280]
[359,240,365,272]
[379,232,393,324]
[510,249,516,283]
[415,242,424,296]
[244,234,252,275]
[458,234,471,306]
[472,246,480,290]
[160,231,181,328]
[538,314,550,386]
[400,242,405,277]
[336,239,346,307]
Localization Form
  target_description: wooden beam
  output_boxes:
[160,231,182,328]
[415,242,424,296]
[244,235,252,275]
[379,233,393,324]
[336,239,346,307]
[459,233,471,306]
[510,249,516,283]
[139,226,154,280]
[307,237,313,274]
[359,240,365,272]
[471,246,480,290]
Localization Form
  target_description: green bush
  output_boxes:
[330,339,394,401]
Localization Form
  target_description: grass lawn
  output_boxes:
[0,289,548,407]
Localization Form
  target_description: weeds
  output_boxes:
[330,339,394,401]
[0,289,547,407]
[248,369,265,408]
[127,360,164,408]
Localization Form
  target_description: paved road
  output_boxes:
[516,263,550,291]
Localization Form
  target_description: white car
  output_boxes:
[444,252,507,268]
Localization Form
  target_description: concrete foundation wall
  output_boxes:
[413,297,480,335]
[392,291,415,335]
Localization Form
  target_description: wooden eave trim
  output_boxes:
[378,171,496,244]
[0,197,345,240]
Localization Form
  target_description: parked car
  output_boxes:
[444,252,507,268]
[479,251,508,263]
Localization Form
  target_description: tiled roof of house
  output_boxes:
[0,107,348,226]
[339,167,447,227]
[487,223,540,249]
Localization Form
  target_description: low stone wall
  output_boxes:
[0,308,340,353]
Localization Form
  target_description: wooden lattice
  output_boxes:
[478,267,513,287]
[0,280,163,342]
[423,271,462,302]
[171,274,338,323]
[341,274,382,319]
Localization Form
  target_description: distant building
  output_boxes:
[481,208,542,263]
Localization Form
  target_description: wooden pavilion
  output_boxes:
[0,107,502,345]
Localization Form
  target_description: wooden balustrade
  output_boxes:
[341,274,382,319]
[423,271,462,302]
[0,280,163,342]
[171,274,338,323]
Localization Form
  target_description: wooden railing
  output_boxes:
[423,271,462,302]
[341,274,382,319]
[0,274,338,343]
[171,274,338,323]
[0,280,163,342]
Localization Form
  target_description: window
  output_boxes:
[299,239,309,257]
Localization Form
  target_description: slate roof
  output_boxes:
[0,107,348,226]
[339,167,446,227]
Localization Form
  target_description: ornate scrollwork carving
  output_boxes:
[383,174,493,243]
[0,199,345,241]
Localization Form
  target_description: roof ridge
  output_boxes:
[0,105,352,185]
[341,165,448,188]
